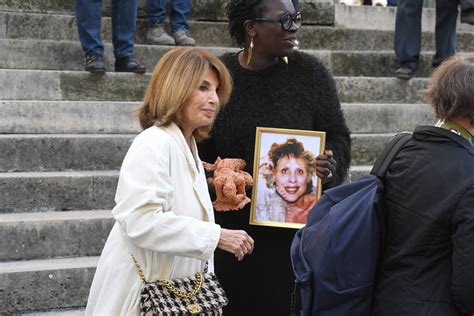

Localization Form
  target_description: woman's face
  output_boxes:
[274,155,308,203]
[253,0,299,57]
[180,68,220,133]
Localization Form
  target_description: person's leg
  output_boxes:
[75,0,105,73]
[394,0,423,78]
[146,0,167,26]
[292,0,299,11]
[170,0,195,45]
[75,0,104,57]
[146,0,175,45]
[111,0,136,59]
[433,0,459,67]
[170,0,191,31]
[112,0,146,73]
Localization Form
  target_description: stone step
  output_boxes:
[348,165,372,181]
[1,11,474,52]
[0,101,141,134]
[21,308,85,316]
[342,103,434,134]
[0,134,133,172]
[0,69,430,103]
[0,162,373,265]
[0,101,434,134]
[0,38,444,78]
[0,165,371,214]
[0,38,235,72]
[0,210,113,261]
[0,163,380,260]
[0,133,394,172]
[0,0,334,24]
[335,5,474,32]
[1,166,372,314]
[0,256,97,314]
[0,170,118,213]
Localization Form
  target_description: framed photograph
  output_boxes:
[250,127,326,229]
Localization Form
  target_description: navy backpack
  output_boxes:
[290,133,411,316]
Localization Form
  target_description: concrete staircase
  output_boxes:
[1,0,471,314]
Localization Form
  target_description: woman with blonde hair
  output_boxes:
[86,47,254,315]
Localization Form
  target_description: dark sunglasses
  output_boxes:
[253,12,303,31]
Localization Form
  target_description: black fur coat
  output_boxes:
[198,51,351,316]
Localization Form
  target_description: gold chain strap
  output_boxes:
[131,254,146,282]
[159,272,203,299]
[130,253,203,299]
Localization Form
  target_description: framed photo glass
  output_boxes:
[250,127,326,229]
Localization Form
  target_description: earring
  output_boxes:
[282,56,288,64]
[246,36,254,66]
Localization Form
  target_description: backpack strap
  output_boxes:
[370,132,412,178]
[370,131,412,295]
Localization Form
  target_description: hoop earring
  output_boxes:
[246,36,254,66]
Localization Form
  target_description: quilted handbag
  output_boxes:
[131,255,228,316]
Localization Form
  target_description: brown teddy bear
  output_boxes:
[202,157,253,211]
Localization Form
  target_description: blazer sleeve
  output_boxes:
[311,62,352,188]
[112,136,221,261]
[451,183,474,314]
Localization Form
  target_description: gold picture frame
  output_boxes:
[250,127,326,229]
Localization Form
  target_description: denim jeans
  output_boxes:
[394,0,459,69]
[146,0,191,31]
[75,0,137,58]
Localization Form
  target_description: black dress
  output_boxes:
[198,51,351,316]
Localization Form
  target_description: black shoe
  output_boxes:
[394,66,415,80]
[85,53,106,74]
[115,56,146,73]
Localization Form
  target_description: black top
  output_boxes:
[199,51,351,316]
[373,126,474,316]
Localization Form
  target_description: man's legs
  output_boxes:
[75,0,106,73]
[169,0,191,31]
[394,0,423,78]
[75,0,104,57]
[112,0,146,73]
[170,0,195,45]
[147,0,167,26]
[111,0,137,59]
[146,0,175,45]
[433,0,459,67]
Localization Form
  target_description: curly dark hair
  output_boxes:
[227,0,267,47]
[425,54,474,125]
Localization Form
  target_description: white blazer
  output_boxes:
[86,123,221,316]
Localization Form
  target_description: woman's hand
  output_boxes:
[316,149,337,184]
[217,228,254,261]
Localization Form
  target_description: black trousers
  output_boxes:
[394,0,459,69]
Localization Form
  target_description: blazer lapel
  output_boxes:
[163,123,214,220]
[163,123,199,179]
